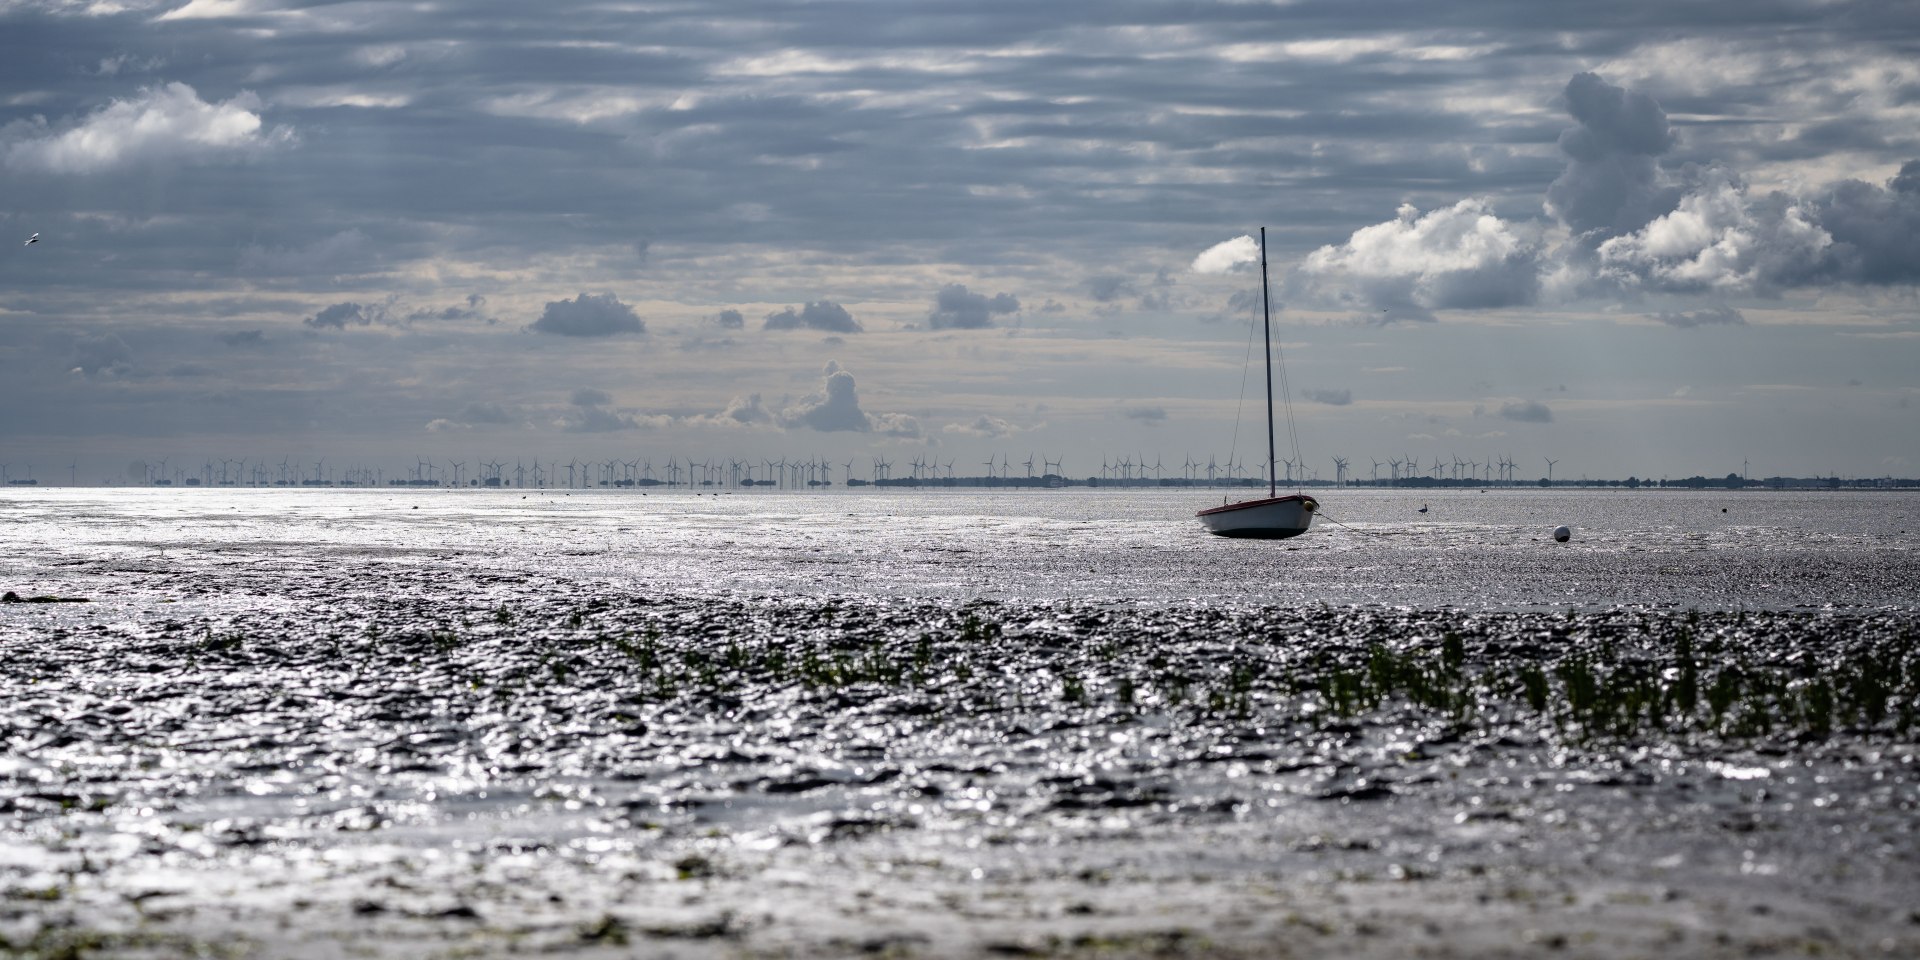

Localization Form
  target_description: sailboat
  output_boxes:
[1197,227,1318,539]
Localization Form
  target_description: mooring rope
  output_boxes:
[1314,509,1391,537]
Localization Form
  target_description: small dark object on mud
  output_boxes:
[1,591,88,603]
[1553,525,1572,542]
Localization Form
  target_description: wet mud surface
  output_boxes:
[2,490,1918,957]
[4,583,1918,957]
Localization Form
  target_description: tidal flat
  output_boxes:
[2,488,1918,958]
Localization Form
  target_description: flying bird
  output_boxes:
[23,233,38,245]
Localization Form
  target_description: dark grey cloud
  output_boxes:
[1655,306,1746,328]
[928,284,1019,330]
[570,388,612,407]
[715,309,744,329]
[1814,160,1920,285]
[408,294,490,324]
[1546,72,1682,242]
[1122,406,1166,424]
[530,293,644,337]
[1304,388,1353,405]
[304,302,379,330]
[218,329,266,347]
[764,301,860,333]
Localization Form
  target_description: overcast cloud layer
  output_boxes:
[1,0,1916,482]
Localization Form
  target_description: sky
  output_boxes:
[1,0,1917,485]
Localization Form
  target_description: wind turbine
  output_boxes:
[1545,457,1558,483]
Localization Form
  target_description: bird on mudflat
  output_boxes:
[1418,503,1429,513]
[23,233,38,246]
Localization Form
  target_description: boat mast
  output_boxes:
[1260,227,1276,499]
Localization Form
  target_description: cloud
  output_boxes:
[715,308,744,329]
[927,283,1019,330]
[304,301,380,329]
[1654,305,1746,328]
[1813,160,1920,285]
[1298,199,1542,315]
[1497,400,1554,423]
[1122,405,1166,424]
[1545,72,1683,242]
[1088,276,1134,302]
[530,292,644,337]
[218,329,265,347]
[561,387,640,432]
[1595,168,1832,293]
[407,294,490,324]
[1192,235,1258,274]
[777,360,921,437]
[764,300,860,332]
[781,362,870,431]
[1303,388,1353,405]
[456,401,514,424]
[2,82,278,174]
[715,393,774,426]
[1285,72,1920,312]
[943,414,1019,438]
[70,332,132,377]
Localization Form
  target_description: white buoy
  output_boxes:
[1553,525,1571,543]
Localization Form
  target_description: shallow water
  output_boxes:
[3,487,1916,609]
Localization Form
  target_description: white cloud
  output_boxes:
[3,82,277,174]
[1597,170,1832,292]
[1191,235,1258,274]
[1298,199,1542,314]
[155,0,260,20]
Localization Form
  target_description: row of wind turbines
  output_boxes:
[107,452,1564,489]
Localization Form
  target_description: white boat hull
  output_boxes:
[1197,494,1317,539]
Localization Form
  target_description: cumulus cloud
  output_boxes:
[2,82,278,174]
[781,362,871,431]
[1596,168,1832,293]
[715,308,744,329]
[1191,235,1258,274]
[1497,400,1554,423]
[1297,199,1542,316]
[530,292,644,337]
[928,284,1019,330]
[1813,160,1920,285]
[775,361,921,438]
[1303,388,1352,405]
[1285,71,1920,315]
[1654,305,1746,328]
[764,300,860,332]
[715,393,774,426]
[1546,72,1683,242]
[570,387,612,407]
